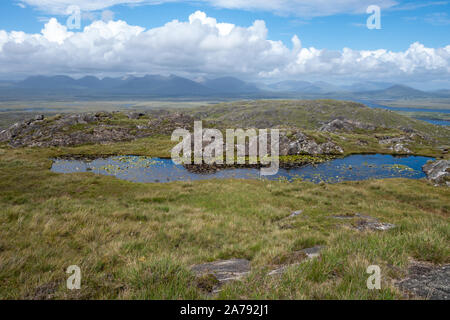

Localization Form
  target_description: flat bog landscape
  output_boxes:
[0,0,449,310]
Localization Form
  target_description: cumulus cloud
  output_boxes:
[18,0,399,17]
[0,11,449,83]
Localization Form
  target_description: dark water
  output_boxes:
[51,154,433,184]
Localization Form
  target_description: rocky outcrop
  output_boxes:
[1,112,347,156]
[0,112,195,148]
[392,143,412,154]
[377,135,413,154]
[397,262,450,300]
[278,131,343,156]
[422,160,450,186]
[331,213,396,231]
[191,259,251,293]
[319,119,376,133]
[190,129,344,159]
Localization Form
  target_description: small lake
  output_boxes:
[51,154,433,184]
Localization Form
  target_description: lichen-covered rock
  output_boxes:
[423,160,450,186]
[279,131,344,156]
[319,119,376,132]
[392,143,412,154]
[0,112,196,148]
[377,135,413,154]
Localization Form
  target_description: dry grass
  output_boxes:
[0,137,448,300]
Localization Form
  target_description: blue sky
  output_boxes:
[0,1,449,88]
[1,0,449,50]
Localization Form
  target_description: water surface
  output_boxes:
[359,101,450,126]
[51,154,433,184]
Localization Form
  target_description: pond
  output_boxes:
[51,154,434,184]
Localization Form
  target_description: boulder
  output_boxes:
[392,143,412,154]
[423,160,450,186]
[127,112,145,119]
[191,259,251,285]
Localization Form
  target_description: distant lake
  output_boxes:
[360,101,450,126]
[51,154,434,184]
[416,119,450,126]
[361,101,450,114]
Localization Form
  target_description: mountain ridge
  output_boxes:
[0,74,449,100]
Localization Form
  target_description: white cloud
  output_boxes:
[17,0,145,14]
[18,0,399,17]
[101,10,115,22]
[0,11,449,84]
[202,0,398,17]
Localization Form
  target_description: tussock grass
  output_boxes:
[0,138,448,300]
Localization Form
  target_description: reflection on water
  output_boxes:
[51,154,434,184]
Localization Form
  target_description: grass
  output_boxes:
[380,98,450,110]
[0,136,448,300]
[188,100,450,144]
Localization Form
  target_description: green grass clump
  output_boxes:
[0,136,448,299]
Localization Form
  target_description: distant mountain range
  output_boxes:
[0,75,448,100]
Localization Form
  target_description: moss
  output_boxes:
[195,274,220,293]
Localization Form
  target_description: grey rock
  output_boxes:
[423,160,450,186]
[191,259,251,284]
[128,112,145,119]
[0,111,169,148]
[378,136,412,153]
[268,246,324,276]
[331,213,396,231]
[378,136,408,145]
[290,210,303,218]
[397,263,450,300]
[0,129,11,142]
[301,245,324,259]
[392,143,411,154]
[280,131,344,156]
[319,119,376,133]
[34,115,44,121]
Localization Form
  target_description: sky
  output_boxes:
[0,0,449,89]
